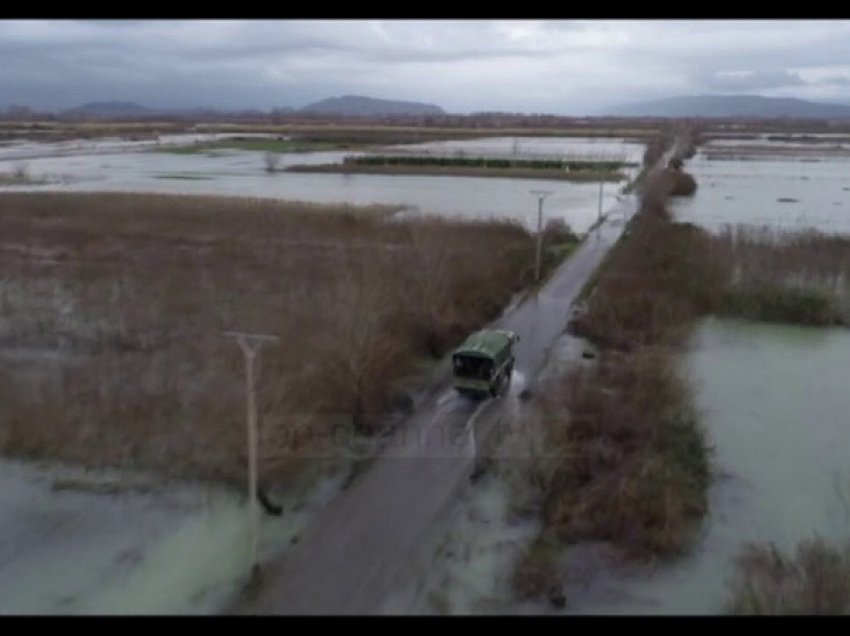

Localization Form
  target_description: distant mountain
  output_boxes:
[299,95,445,117]
[63,101,158,118]
[57,98,441,120]
[60,102,272,120]
[607,95,850,119]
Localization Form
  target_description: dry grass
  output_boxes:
[506,168,712,602]
[511,155,850,599]
[513,535,564,601]
[529,349,710,559]
[568,203,728,351]
[727,538,850,614]
[0,192,538,486]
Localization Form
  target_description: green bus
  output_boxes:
[451,329,520,399]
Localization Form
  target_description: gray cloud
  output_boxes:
[4,20,850,114]
[816,74,850,86]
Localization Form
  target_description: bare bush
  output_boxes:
[513,535,564,601]
[727,538,850,614]
[0,193,537,486]
[531,349,709,558]
[712,226,850,326]
[264,151,281,173]
[542,217,578,247]
[12,161,28,180]
[510,172,712,593]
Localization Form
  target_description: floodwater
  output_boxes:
[402,318,850,615]
[231,199,642,614]
[0,136,637,234]
[376,136,645,164]
[0,459,347,614]
[0,132,281,163]
[0,133,642,614]
[403,136,850,615]
[555,318,850,614]
[671,138,850,234]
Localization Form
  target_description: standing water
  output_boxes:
[0,460,348,614]
[401,318,850,614]
[0,136,636,234]
[553,318,850,614]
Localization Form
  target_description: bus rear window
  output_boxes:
[453,355,493,380]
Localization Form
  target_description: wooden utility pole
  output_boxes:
[530,190,553,282]
[598,181,604,222]
[224,331,279,576]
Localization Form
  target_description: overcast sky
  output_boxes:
[5,20,850,114]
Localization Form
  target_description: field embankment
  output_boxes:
[287,155,632,182]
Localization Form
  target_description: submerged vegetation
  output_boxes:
[713,226,850,326]
[0,192,552,486]
[532,349,710,557]
[727,538,850,614]
[509,139,850,603]
[0,173,47,186]
[0,162,48,186]
[504,153,714,601]
[569,214,727,351]
[529,185,713,565]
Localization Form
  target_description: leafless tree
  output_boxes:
[12,162,28,181]
[264,151,281,173]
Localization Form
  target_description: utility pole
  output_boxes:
[530,190,553,282]
[224,330,279,578]
[598,181,604,223]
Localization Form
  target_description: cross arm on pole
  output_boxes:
[224,330,279,578]
[224,331,280,356]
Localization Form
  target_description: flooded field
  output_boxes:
[0,459,347,614]
[672,136,850,233]
[401,318,850,615]
[395,133,850,615]
[375,136,645,164]
[557,318,850,614]
[0,133,235,162]
[557,136,850,614]
[0,136,636,233]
